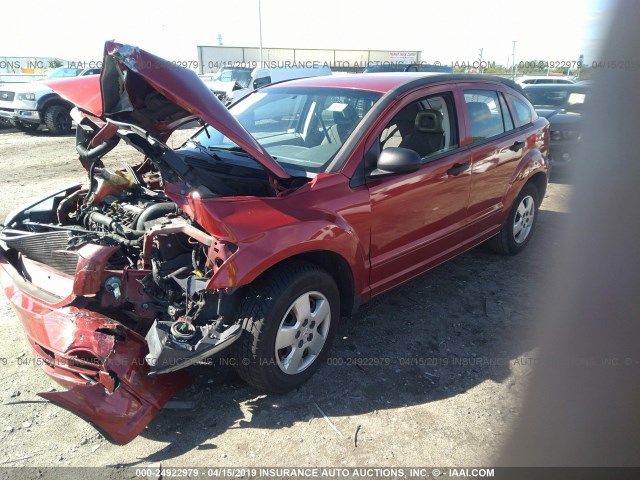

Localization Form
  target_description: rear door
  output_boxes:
[365,85,473,296]
[458,84,528,236]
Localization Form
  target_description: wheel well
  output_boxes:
[267,251,356,317]
[527,172,547,202]
[38,97,72,116]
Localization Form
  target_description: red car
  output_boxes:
[0,42,549,444]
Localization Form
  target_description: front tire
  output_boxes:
[489,183,539,255]
[232,260,340,393]
[44,105,72,135]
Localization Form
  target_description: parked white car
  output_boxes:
[205,65,332,105]
[516,75,576,86]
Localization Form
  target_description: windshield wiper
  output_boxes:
[188,139,222,162]
[207,145,251,157]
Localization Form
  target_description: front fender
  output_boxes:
[207,218,368,298]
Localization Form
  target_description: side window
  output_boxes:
[508,94,534,127]
[463,89,505,142]
[379,92,458,161]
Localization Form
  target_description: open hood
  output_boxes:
[45,41,290,179]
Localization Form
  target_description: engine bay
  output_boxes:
[0,126,262,374]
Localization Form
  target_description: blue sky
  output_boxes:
[3,0,613,65]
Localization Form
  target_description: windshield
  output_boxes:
[212,67,253,89]
[192,87,382,174]
[525,88,588,110]
[46,68,83,79]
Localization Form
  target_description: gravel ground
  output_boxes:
[0,125,572,471]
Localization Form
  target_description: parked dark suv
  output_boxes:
[523,83,589,167]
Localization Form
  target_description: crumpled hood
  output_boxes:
[45,41,290,179]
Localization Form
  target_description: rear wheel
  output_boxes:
[232,260,340,393]
[489,183,539,255]
[44,105,72,135]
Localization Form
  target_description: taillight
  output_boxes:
[543,125,551,151]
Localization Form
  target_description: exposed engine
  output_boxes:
[1,159,242,375]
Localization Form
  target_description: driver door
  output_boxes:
[366,86,473,296]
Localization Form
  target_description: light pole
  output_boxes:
[511,40,518,79]
[258,0,264,67]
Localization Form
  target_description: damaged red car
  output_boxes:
[0,42,549,444]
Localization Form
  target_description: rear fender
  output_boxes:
[504,122,549,213]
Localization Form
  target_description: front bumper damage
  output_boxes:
[0,249,193,444]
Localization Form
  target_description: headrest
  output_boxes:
[466,102,492,122]
[333,104,358,124]
[415,110,444,133]
[395,103,420,123]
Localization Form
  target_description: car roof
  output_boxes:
[265,73,523,94]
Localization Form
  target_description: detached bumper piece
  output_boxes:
[27,310,192,445]
[0,250,192,445]
[146,320,241,374]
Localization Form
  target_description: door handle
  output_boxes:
[509,141,526,152]
[446,163,470,176]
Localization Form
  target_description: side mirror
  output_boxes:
[369,147,421,178]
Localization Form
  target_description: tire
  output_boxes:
[232,260,340,393]
[489,183,539,255]
[44,105,72,135]
[14,120,39,132]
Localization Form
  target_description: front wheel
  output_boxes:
[44,105,72,135]
[489,183,539,255]
[232,260,340,393]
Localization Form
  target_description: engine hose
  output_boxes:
[87,211,145,238]
[86,158,104,205]
[76,130,120,162]
[164,266,192,281]
[108,233,141,246]
[134,202,178,230]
